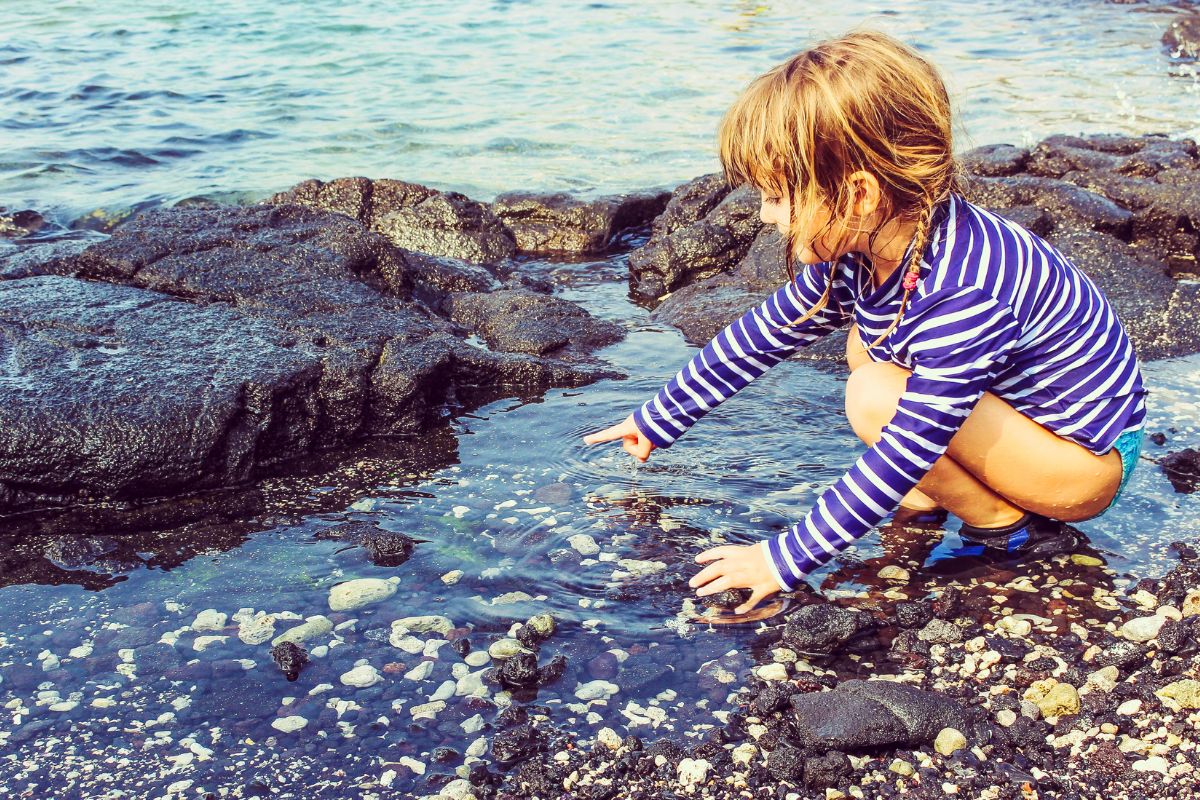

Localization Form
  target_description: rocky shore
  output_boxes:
[1,132,1199,800]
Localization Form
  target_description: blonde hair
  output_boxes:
[717,29,965,346]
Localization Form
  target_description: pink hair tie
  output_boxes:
[902,264,920,292]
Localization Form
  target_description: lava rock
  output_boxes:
[270,641,309,682]
[782,604,875,654]
[1161,448,1200,494]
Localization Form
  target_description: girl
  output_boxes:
[584,30,1147,616]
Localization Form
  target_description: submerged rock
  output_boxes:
[490,189,670,254]
[316,520,418,567]
[1161,448,1200,494]
[270,641,309,682]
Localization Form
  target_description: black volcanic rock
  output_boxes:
[0,203,621,513]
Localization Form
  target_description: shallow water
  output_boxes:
[3,0,1200,222]
[1,243,1197,796]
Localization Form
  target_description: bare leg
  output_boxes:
[843,360,1123,525]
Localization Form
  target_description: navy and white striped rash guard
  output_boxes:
[632,194,1148,592]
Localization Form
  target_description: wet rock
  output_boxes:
[497,653,540,689]
[491,722,547,766]
[0,208,46,238]
[702,589,751,610]
[490,190,670,254]
[803,750,850,789]
[895,601,934,629]
[781,604,874,654]
[766,742,806,783]
[536,654,567,687]
[789,679,976,750]
[0,204,618,514]
[1164,13,1200,60]
[516,614,556,648]
[269,176,516,265]
[1161,448,1200,493]
[328,577,400,612]
[625,134,1200,362]
[317,520,417,566]
[270,642,309,682]
[445,289,623,357]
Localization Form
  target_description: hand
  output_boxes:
[582,413,657,463]
[689,544,781,615]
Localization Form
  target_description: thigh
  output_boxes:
[949,391,1122,520]
[846,361,1123,520]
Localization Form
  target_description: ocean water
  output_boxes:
[2,3,1200,797]
[3,0,1199,222]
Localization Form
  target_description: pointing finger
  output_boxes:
[582,423,623,445]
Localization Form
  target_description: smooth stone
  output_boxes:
[430,680,456,702]
[574,680,619,701]
[464,651,490,667]
[487,638,529,660]
[1119,615,1165,643]
[1156,679,1200,711]
[568,534,600,556]
[340,665,382,688]
[271,715,308,733]
[441,570,464,585]
[272,616,333,647]
[934,728,967,756]
[878,565,910,582]
[410,700,445,720]
[677,758,711,788]
[404,661,434,681]
[193,635,227,652]
[756,663,789,682]
[191,609,228,632]
[238,614,276,646]
[328,577,400,612]
[455,670,489,698]
[390,616,455,639]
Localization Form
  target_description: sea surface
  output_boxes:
[3,0,1200,222]
[2,2,1200,797]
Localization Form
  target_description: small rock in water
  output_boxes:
[238,613,277,645]
[488,638,529,660]
[191,609,228,632]
[328,577,400,612]
[273,616,334,647]
[441,570,464,585]
[391,616,455,639]
[341,664,382,688]
[701,589,751,610]
[568,534,600,556]
[270,642,310,682]
[516,614,556,647]
[934,727,967,756]
[271,715,308,733]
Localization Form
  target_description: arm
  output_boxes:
[633,260,851,448]
[762,287,1023,591]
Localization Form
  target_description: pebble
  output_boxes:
[410,700,445,720]
[732,743,758,766]
[890,759,915,777]
[596,727,623,750]
[441,570,464,585]
[1071,554,1104,567]
[1183,589,1200,618]
[273,616,333,647]
[191,609,228,632]
[461,713,485,734]
[997,616,1032,637]
[1085,665,1119,694]
[1156,679,1200,711]
[1119,615,1165,642]
[677,758,711,789]
[393,635,425,654]
[756,663,789,682]
[568,534,601,556]
[575,680,619,701]
[466,737,488,758]
[996,709,1017,727]
[1117,699,1142,716]
[328,577,400,612]
[340,665,382,688]
[934,728,967,756]
[398,755,427,775]
[1132,756,1170,774]
[487,638,529,660]
[404,661,434,682]
[271,716,308,733]
[464,651,490,667]
[391,616,455,638]
[193,635,227,652]
[878,565,910,582]
[455,670,488,698]
[238,613,276,645]
[441,778,474,799]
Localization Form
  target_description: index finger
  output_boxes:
[582,424,625,445]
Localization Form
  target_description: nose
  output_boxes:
[759,202,772,225]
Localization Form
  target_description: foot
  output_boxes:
[924,513,1083,575]
[892,505,950,527]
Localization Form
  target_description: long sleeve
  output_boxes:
[633,261,851,448]
[762,287,1023,592]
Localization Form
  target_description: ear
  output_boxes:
[846,171,882,218]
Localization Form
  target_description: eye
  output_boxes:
[764,196,782,205]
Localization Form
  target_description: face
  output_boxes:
[758,189,842,265]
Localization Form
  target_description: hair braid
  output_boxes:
[865,193,938,349]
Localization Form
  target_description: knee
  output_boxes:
[844,361,909,444]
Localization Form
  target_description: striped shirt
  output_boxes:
[633,194,1147,592]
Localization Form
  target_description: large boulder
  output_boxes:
[0,203,621,513]
[1164,13,1200,61]
[788,679,980,750]
[631,134,1200,363]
